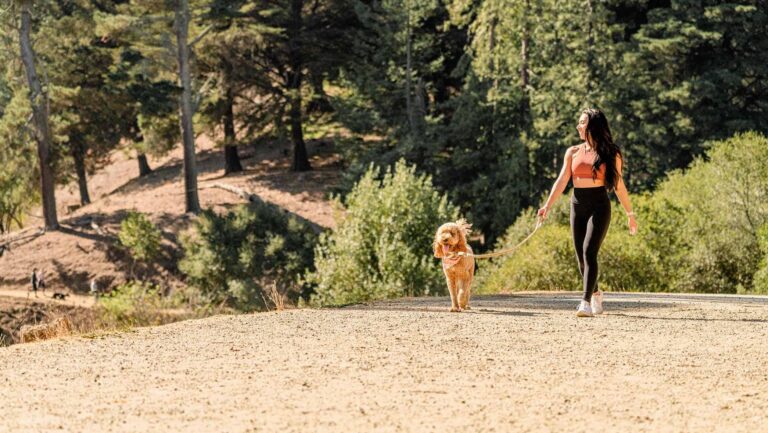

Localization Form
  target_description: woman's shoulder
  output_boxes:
[566,143,583,155]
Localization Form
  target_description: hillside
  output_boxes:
[2,292,767,432]
[0,136,341,298]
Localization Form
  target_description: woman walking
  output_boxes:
[537,108,638,317]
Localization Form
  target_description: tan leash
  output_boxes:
[447,216,544,260]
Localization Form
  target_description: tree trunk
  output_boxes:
[288,0,311,172]
[175,0,200,213]
[138,152,152,177]
[71,141,91,205]
[223,69,242,175]
[307,73,333,113]
[19,0,58,230]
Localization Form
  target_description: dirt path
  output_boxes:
[0,289,95,308]
[2,292,767,433]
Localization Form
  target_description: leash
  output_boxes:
[447,216,544,260]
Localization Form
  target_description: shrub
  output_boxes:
[477,201,663,293]
[751,225,768,294]
[98,281,179,327]
[308,159,460,306]
[480,131,768,294]
[118,211,162,262]
[179,202,317,311]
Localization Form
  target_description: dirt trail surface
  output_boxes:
[2,292,767,433]
[0,289,94,308]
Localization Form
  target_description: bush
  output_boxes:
[98,281,180,327]
[480,131,768,294]
[750,225,768,294]
[118,211,161,262]
[308,159,460,306]
[179,202,317,311]
[477,200,664,294]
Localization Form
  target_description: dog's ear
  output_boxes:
[455,219,472,250]
[433,227,444,258]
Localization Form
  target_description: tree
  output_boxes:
[613,0,768,188]
[18,0,58,229]
[96,0,206,212]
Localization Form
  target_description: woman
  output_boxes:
[537,108,638,317]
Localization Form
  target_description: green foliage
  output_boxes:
[0,92,38,233]
[308,159,459,306]
[753,225,768,294]
[179,202,317,311]
[647,131,768,293]
[481,131,768,294]
[478,200,663,294]
[119,211,162,263]
[98,281,180,327]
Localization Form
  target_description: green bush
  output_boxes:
[308,159,459,306]
[480,131,768,294]
[98,281,180,327]
[179,202,317,311]
[118,211,162,262]
[477,200,664,294]
[749,225,768,294]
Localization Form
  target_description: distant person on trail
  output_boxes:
[537,108,638,317]
[29,268,39,298]
[38,268,47,293]
[90,277,99,302]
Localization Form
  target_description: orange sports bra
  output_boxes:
[571,144,605,181]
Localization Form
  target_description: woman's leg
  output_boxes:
[570,201,589,294]
[582,202,611,301]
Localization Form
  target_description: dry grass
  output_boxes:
[19,316,74,343]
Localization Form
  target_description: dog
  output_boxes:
[52,292,69,300]
[433,219,475,312]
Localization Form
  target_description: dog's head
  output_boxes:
[433,219,472,258]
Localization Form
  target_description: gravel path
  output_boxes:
[2,292,767,433]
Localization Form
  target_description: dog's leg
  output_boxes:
[460,260,475,310]
[447,277,461,312]
[462,276,473,310]
[457,280,467,310]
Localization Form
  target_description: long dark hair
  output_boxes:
[583,108,621,191]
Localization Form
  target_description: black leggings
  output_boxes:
[570,187,611,302]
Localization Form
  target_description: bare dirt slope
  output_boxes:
[2,292,767,433]
[0,137,341,296]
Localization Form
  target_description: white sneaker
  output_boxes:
[591,290,604,315]
[576,300,593,317]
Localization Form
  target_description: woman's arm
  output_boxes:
[538,147,575,219]
[614,155,638,235]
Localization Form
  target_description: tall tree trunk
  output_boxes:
[222,64,243,175]
[288,0,311,172]
[175,0,200,213]
[71,140,91,205]
[19,0,58,230]
[137,152,152,177]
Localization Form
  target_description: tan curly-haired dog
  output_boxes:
[433,219,475,312]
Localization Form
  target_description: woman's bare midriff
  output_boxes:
[572,177,605,188]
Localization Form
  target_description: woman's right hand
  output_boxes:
[537,206,548,220]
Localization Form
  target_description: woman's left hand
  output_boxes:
[628,215,638,236]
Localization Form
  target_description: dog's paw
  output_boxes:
[450,307,462,312]
[462,305,471,311]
